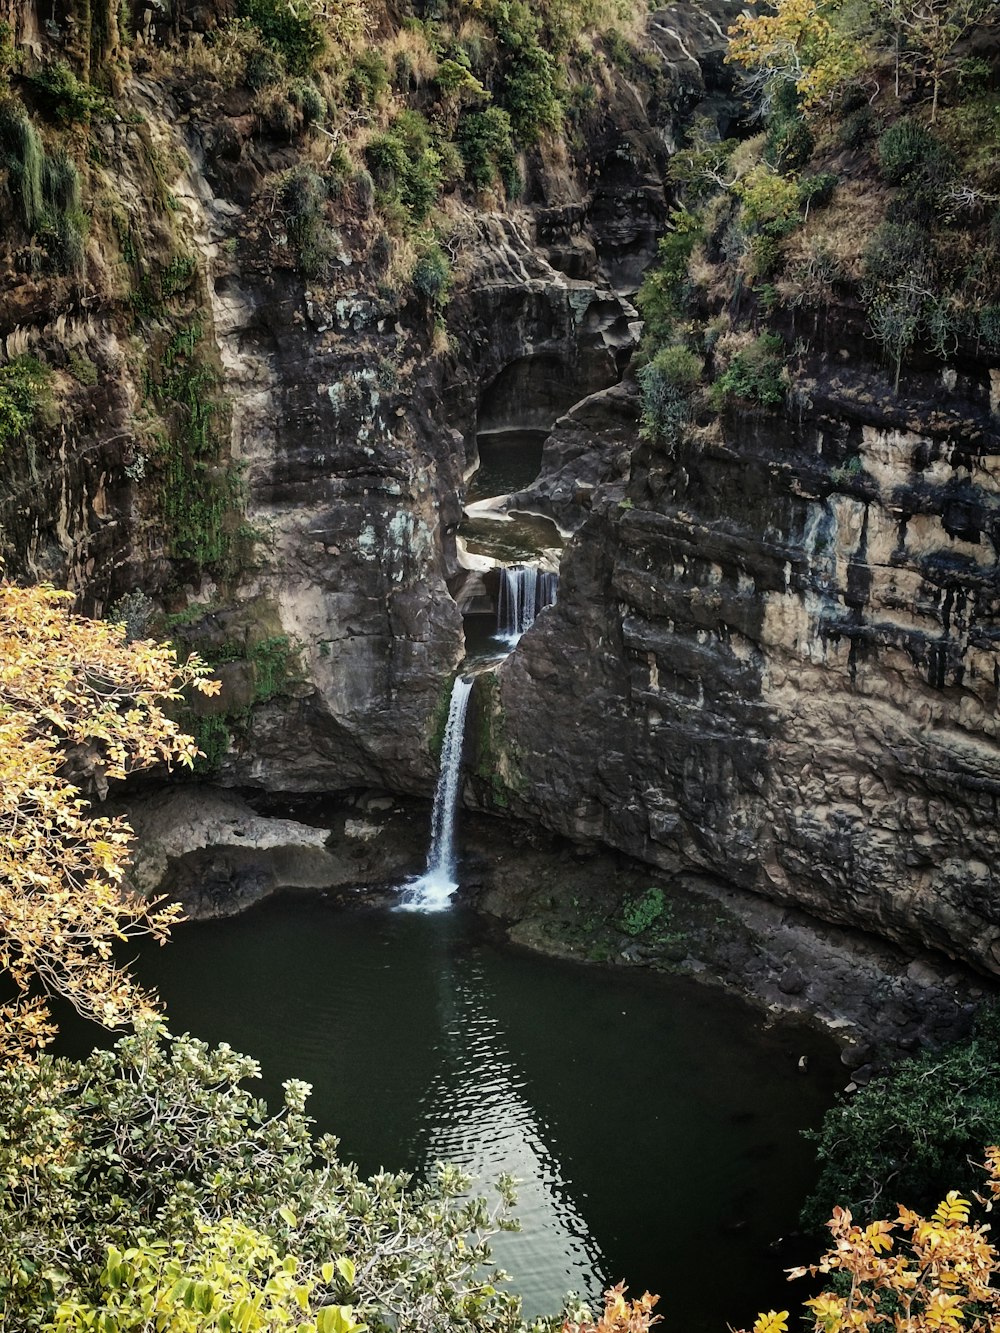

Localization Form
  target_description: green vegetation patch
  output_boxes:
[711,333,786,408]
[804,1005,1000,1231]
[0,356,52,452]
[236,0,326,74]
[146,320,242,570]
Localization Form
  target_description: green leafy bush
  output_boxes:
[712,333,786,407]
[803,1006,1000,1231]
[636,210,702,343]
[490,0,561,143]
[638,344,703,446]
[365,112,444,224]
[346,49,390,105]
[877,118,953,187]
[0,355,51,451]
[411,244,451,305]
[765,83,813,171]
[237,0,325,74]
[282,165,340,276]
[456,106,520,195]
[0,98,45,228]
[0,1026,522,1332]
[619,886,667,936]
[29,61,100,124]
[288,77,327,125]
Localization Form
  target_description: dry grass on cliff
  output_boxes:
[782,177,889,283]
[382,26,440,87]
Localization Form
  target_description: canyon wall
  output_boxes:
[493,352,1000,973]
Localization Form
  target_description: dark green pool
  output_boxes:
[73,895,840,1330]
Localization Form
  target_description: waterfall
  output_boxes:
[398,675,475,912]
[497,566,558,644]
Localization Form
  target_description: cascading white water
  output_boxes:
[398,675,475,912]
[401,567,557,911]
[497,566,558,644]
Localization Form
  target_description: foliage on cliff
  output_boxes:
[0,580,218,1060]
[732,1158,1000,1333]
[636,0,1000,439]
[802,1005,1000,1230]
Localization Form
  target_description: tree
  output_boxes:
[885,0,999,121]
[737,1152,1000,1333]
[0,1027,524,1333]
[802,1006,1000,1230]
[47,1221,367,1333]
[0,579,219,1059]
[726,0,868,113]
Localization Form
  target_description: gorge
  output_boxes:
[3,0,1000,1325]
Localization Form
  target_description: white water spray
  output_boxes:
[497,566,558,644]
[398,676,475,912]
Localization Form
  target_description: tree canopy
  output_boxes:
[0,579,219,1059]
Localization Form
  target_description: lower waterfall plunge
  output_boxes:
[397,675,475,912]
[497,565,558,644]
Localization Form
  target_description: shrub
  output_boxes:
[236,0,325,74]
[862,220,930,284]
[288,77,326,125]
[0,99,45,229]
[346,49,390,105]
[456,106,520,195]
[798,171,837,209]
[802,1005,1000,1230]
[0,355,51,451]
[245,43,283,88]
[490,0,561,143]
[765,84,814,171]
[0,1026,522,1332]
[411,244,451,305]
[619,886,667,936]
[877,118,953,187]
[636,210,702,342]
[712,333,786,407]
[735,164,802,232]
[281,167,343,276]
[839,104,876,148]
[28,60,100,124]
[366,113,444,225]
[638,344,702,446]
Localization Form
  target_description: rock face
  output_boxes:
[0,0,740,799]
[121,787,428,917]
[493,357,1000,976]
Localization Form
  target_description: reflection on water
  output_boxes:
[461,514,563,564]
[421,940,607,1307]
[59,899,840,1330]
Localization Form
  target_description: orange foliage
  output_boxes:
[0,580,219,1059]
[563,1284,661,1333]
[737,1154,1000,1333]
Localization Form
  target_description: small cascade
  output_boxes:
[497,566,558,644]
[398,675,475,912]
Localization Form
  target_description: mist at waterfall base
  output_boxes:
[60,900,840,1333]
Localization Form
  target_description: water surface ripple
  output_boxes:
[61,898,840,1330]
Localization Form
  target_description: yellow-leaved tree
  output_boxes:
[736,1149,1000,1333]
[0,579,219,1059]
[726,0,868,110]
